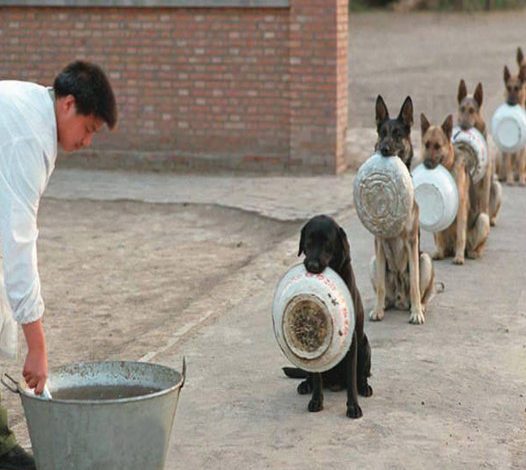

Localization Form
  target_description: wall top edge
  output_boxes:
[0,0,289,7]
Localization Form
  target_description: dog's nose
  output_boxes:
[305,259,322,274]
[424,159,436,169]
[507,99,518,106]
[379,145,391,157]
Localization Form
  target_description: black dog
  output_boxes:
[283,215,372,418]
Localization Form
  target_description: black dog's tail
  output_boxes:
[282,367,308,379]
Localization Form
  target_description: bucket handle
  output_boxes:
[1,373,20,395]
[181,356,186,389]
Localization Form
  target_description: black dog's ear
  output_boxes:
[298,225,305,256]
[398,96,413,128]
[375,95,389,129]
[520,65,526,84]
[338,226,351,263]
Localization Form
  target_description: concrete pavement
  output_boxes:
[44,162,526,469]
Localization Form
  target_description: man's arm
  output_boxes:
[22,319,47,394]
[0,138,48,393]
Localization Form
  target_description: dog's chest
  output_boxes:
[381,237,409,273]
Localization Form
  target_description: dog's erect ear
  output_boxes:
[518,47,524,67]
[298,225,305,257]
[338,227,351,263]
[441,114,453,141]
[375,95,389,129]
[457,79,467,104]
[504,65,511,84]
[474,83,483,108]
[398,96,413,128]
[519,65,526,83]
[420,113,431,136]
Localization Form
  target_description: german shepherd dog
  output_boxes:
[495,65,526,185]
[282,215,372,418]
[368,96,435,325]
[457,80,502,226]
[420,114,490,264]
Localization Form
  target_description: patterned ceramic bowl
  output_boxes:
[272,264,355,373]
[353,152,414,238]
[451,126,488,184]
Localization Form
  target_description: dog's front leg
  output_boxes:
[505,152,515,185]
[518,148,526,186]
[407,234,424,325]
[369,238,386,321]
[454,170,468,265]
[308,373,323,412]
[346,333,363,419]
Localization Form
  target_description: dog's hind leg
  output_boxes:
[466,213,490,259]
[505,152,516,185]
[419,253,435,311]
[489,176,502,226]
[346,333,363,419]
[407,235,425,325]
[357,333,373,397]
[369,240,387,321]
[518,148,526,186]
[308,373,323,412]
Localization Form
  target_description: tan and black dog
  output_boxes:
[457,80,502,226]
[420,114,490,264]
[368,96,435,325]
[495,65,526,185]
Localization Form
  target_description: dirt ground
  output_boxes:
[2,9,526,467]
[2,201,300,432]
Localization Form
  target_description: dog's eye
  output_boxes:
[425,141,430,149]
[514,86,519,92]
[508,86,513,92]
[392,129,400,137]
[434,143,440,151]
[469,108,474,114]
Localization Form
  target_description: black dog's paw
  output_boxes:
[308,398,323,412]
[359,383,373,397]
[346,404,363,419]
[297,380,312,395]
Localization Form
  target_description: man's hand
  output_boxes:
[21,319,48,394]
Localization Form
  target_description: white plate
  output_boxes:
[412,163,459,233]
[272,264,355,373]
[491,103,526,154]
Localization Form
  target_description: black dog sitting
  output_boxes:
[283,215,372,418]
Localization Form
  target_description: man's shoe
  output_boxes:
[0,445,36,470]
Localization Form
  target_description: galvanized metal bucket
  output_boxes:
[2,360,185,470]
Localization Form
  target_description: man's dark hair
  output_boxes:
[53,60,117,129]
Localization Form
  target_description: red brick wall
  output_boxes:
[0,2,348,174]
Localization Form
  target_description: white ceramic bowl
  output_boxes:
[272,264,355,373]
[412,163,459,233]
[491,103,526,154]
[451,126,488,184]
[353,152,414,238]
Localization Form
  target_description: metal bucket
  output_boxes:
[2,360,185,470]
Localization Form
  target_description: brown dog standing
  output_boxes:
[420,114,490,263]
[495,65,526,185]
[368,96,435,325]
[457,80,502,226]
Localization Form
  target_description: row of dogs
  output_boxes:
[281,47,526,419]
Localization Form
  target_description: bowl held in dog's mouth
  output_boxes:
[353,152,414,238]
[412,163,459,233]
[451,126,488,184]
[272,264,355,373]
[491,103,526,154]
